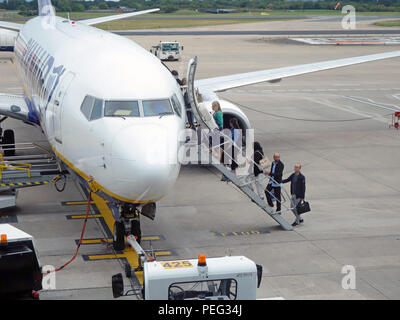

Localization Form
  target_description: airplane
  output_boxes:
[1,0,399,251]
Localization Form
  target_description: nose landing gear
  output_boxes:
[112,203,155,251]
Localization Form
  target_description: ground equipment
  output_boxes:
[150,41,183,61]
[0,224,42,299]
[112,235,262,300]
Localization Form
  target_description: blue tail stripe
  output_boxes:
[38,0,55,16]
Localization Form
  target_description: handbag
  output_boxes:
[296,200,311,215]
[257,151,271,170]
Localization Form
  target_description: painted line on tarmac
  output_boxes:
[0,180,50,188]
[64,190,114,239]
[213,230,270,237]
[74,188,174,291]
[83,249,174,262]
[66,214,102,220]
[61,200,96,206]
[75,235,165,245]
[83,247,175,288]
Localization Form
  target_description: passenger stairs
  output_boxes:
[0,142,65,208]
[185,57,293,231]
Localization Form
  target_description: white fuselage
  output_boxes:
[13,16,186,204]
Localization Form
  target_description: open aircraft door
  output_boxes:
[186,57,218,131]
[52,71,75,144]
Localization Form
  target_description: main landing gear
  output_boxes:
[0,117,15,157]
[112,202,156,251]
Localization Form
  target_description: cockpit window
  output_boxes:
[81,96,94,120]
[104,101,140,117]
[142,99,174,117]
[90,98,103,121]
[81,96,104,121]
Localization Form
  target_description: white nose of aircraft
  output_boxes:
[110,123,181,202]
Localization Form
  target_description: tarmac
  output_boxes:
[0,18,400,300]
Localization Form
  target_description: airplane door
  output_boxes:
[185,56,210,129]
[52,72,75,144]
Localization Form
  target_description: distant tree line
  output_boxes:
[1,0,400,15]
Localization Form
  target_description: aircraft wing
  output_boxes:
[0,93,34,123]
[80,8,160,26]
[0,21,23,32]
[195,50,400,93]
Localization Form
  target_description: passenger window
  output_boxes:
[171,94,182,117]
[81,96,94,120]
[90,99,103,121]
[142,99,174,117]
[104,101,140,117]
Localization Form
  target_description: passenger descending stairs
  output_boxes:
[185,57,293,231]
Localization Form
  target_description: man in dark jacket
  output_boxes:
[171,70,182,85]
[265,153,284,213]
[282,163,306,226]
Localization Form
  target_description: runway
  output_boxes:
[4,14,400,22]
[3,15,309,22]
[1,23,400,300]
[115,29,400,36]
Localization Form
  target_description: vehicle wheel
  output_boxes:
[124,262,131,278]
[131,219,141,245]
[113,221,125,251]
[3,129,15,156]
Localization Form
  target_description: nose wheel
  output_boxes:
[130,219,141,244]
[112,205,142,251]
[113,221,125,251]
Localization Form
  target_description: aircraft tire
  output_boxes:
[131,219,141,245]
[113,221,125,251]
[124,262,131,278]
[2,129,15,156]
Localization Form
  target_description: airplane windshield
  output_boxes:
[104,101,140,117]
[142,99,174,117]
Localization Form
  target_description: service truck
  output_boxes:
[150,41,183,61]
[112,235,262,300]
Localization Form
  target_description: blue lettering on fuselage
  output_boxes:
[0,46,14,52]
[45,64,66,111]
[16,38,68,121]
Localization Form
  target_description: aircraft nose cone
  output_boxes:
[110,124,180,201]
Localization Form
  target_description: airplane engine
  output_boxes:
[219,99,251,130]
[0,29,17,52]
[199,99,251,130]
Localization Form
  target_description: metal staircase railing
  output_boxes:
[185,57,293,231]
[0,142,64,190]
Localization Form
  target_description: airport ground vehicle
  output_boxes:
[0,224,42,299]
[150,41,184,61]
[112,235,262,300]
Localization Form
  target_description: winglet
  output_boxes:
[80,8,160,26]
